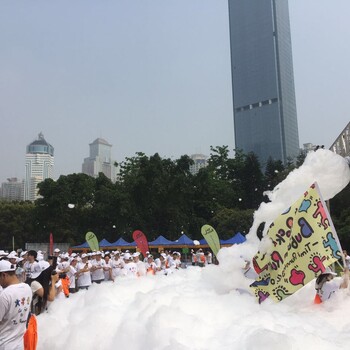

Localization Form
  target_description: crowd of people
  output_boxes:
[1,246,348,349]
[0,247,214,349]
[0,247,214,315]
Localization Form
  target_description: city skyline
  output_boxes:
[1,1,349,182]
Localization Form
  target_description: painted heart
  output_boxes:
[289,268,305,286]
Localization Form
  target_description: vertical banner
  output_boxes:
[85,231,99,251]
[201,224,221,257]
[49,233,54,256]
[132,230,149,257]
[250,182,342,303]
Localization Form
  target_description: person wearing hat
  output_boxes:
[90,251,107,284]
[123,253,137,277]
[76,254,92,290]
[145,255,157,275]
[110,251,124,278]
[314,266,349,303]
[133,252,146,277]
[0,260,32,349]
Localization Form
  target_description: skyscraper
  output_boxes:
[189,154,208,175]
[82,138,116,181]
[24,132,54,201]
[228,0,300,165]
[0,178,23,201]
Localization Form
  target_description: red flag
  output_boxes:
[132,230,149,257]
[49,233,53,256]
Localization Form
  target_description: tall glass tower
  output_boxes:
[228,0,300,165]
[24,132,54,201]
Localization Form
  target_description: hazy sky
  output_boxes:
[1,0,349,182]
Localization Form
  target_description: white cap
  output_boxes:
[123,253,131,260]
[0,260,16,272]
[81,253,88,259]
[37,253,44,261]
[39,260,50,270]
[54,248,60,253]
[31,263,43,279]
[20,251,27,257]
[321,267,337,276]
[132,252,140,258]
[0,250,9,256]
[7,253,18,260]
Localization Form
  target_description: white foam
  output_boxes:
[37,150,350,350]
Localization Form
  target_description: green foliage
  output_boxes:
[0,201,35,249]
[210,208,254,239]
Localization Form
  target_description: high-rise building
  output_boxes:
[82,138,116,181]
[189,154,208,175]
[0,178,23,201]
[228,0,300,165]
[24,132,54,201]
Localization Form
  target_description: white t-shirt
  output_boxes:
[110,258,124,278]
[124,262,138,276]
[0,283,32,350]
[320,279,341,302]
[345,255,350,269]
[77,261,92,288]
[67,266,77,289]
[90,259,106,281]
[103,260,112,281]
[136,261,146,276]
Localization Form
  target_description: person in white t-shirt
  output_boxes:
[343,250,350,269]
[315,266,349,303]
[103,254,113,282]
[133,252,146,276]
[67,258,78,293]
[145,255,157,275]
[90,252,107,283]
[76,254,92,290]
[123,253,138,277]
[0,260,32,350]
[111,252,124,278]
[23,250,41,282]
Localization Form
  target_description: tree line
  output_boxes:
[0,146,349,250]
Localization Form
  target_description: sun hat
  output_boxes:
[123,253,131,260]
[320,267,337,276]
[31,263,44,279]
[0,260,16,272]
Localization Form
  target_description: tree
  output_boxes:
[210,207,253,239]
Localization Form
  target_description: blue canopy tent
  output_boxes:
[198,232,246,246]
[99,239,113,247]
[149,235,175,246]
[220,232,246,245]
[172,234,195,247]
[71,232,247,251]
[72,241,90,249]
[110,237,133,247]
